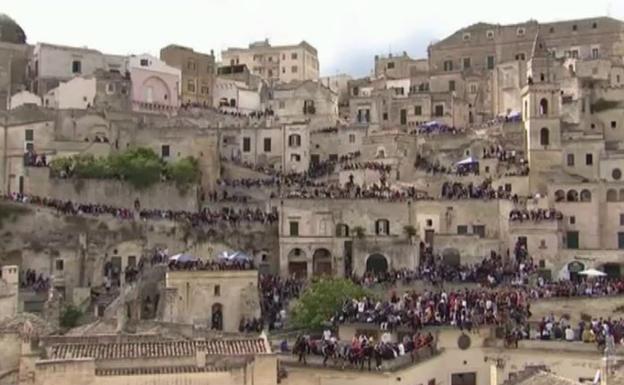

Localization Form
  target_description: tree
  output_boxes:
[292,278,373,330]
[60,305,83,328]
[166,156,201,190]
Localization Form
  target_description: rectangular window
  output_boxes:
[570,216,576,225]
[72,60,82,74]
[619,232,624,249]
[443,60,453,71]
[200,86,209,95]
[387,62,395,69]
[291,66,298,73]
[140,58,149,66]
[187,80,195,92]
[487,55,495,70]
[434,105,444,117]
[187,60,196,70]
[566,231,579,249]
[473,225,485,238]
[414,105,422,116]
[592,48,599,59]
[289,221,299,236]
[349,134,355,143]
[214,285,221,296]
[242,137,251,153]
[55,259,64,271]
[612,121,617,128]
[161,145,170,158]
[462,57,471,69]
[567,154,575,166]
[449,80,456,91]
[383,112,388,120]
[620,213,624,226]
[400,109,407,125]
[25,129,34,141]
[457,225,468,235]
[279,100,285,109]
[291,53,298,60]
[263,138,271,152]
[451,372,477,385]
[585,153,593,165]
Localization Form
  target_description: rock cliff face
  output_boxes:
[0,201,279,309]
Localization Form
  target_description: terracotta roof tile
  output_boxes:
[47,338,269,360]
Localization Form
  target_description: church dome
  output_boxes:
[0,14,27,44]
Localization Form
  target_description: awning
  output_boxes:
[456,156,478,165]
[169,253,198,263]
[218,250,253,262]
[578,268,607,277]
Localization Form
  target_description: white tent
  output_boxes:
[218,250,252,262]
[169,253,198,263]
[456,156,478,165]
[578,268,607,277]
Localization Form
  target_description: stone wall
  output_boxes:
[25,167,198,211]
[162,270,261,332]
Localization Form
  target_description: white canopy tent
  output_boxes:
[578,268,607,277]
[169,253,199,263]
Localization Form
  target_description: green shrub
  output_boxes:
[60,305,83,328]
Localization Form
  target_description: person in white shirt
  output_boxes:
[565,326,575,341]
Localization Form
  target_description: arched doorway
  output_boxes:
[366,254,388,274]
[211,303,223,330]
[287,248,307,279]
[313,249,332,276]
[567,261,585,282]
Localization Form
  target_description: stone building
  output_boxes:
[221,39,319,84]
[17,334,276,385]
[161,269,261,332]
[160,44,216,107]
[128,54,181,114]
[0,14,31,112]
[29,43,128,96]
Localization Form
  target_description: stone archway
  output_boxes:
[366,254,388,274]
[287,248,307,279]
[313,248,332,276]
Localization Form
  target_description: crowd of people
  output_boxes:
[283,183,429,201]
[168,259,255,271]
[410,125,466,136]
[20,269,50,292]
[342,162,391,174]
[138,207,278,226]
[6,193,135,219]
[23,151,47,167]
[440,180,514,200]
[509,208,564,222]
[258,274,305,331]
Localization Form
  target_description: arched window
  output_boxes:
[288,134,301,147]
[312,249,332,276]
[580,189,592,202]
[211,303,223,331]
[539,98,548,115]
[554,189,566,202]
[375,219,390,235]
[606,189,618,202]
[540,127,550,146]
[566,190,579,202]
[336,224,350,237]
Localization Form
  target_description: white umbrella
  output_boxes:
[578,268,607,277]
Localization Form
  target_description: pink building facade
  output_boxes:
[129,54,181,114]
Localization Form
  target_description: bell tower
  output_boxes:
[522,30,562,194]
